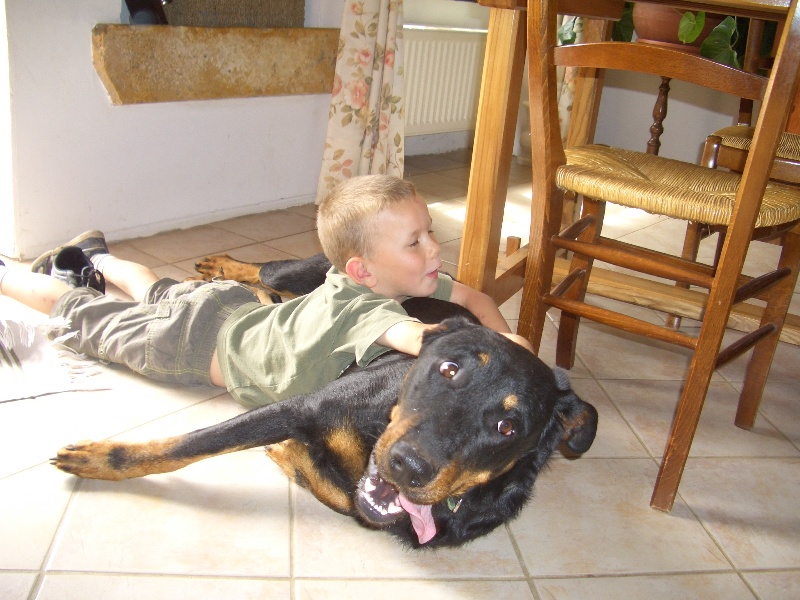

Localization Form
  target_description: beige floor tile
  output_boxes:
[48,450,291,577]
[716,329,800,383]
[510,458,729,576]
[170,242,300,278]
[106,240,168,269]
[0,464,76,570]
[534,573,755,600]
[151,262,197,281]
[438,238,462,270]
[535,316,593,378]
[754,381,800,448]
[37,573,290,600]
[127,225,254,264]
[295,579,534,599]
[0,572,37,600]
[600,205,670,240]
[572,321,695,380]
[616,216,694,256]
[0,367,220,479]
[604,379,799,459]
[744,570,800,599]
[436,165,471,185]
[566,378,649,459]
[285,202,318,220]
[291,488,525,579]
[680,458,800,570]
[405,150,472,173]
[427,199,468,244]
[263,230,324,258]
[212,209,316,243]
[409,172,470,200]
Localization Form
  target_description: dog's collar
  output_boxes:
[447,497,463,513]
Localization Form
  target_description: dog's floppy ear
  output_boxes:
[420,316,477,346]
[552,368,598,455]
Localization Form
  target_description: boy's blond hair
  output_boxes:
[317,175,418,271]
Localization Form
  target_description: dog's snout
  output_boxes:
[389,441,434,488]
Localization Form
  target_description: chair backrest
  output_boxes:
[527,0,800,222]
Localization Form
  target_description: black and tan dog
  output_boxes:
[53,255,598,548]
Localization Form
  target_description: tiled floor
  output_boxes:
[2,151,799,599]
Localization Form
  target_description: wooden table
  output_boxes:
[459,0,800,344]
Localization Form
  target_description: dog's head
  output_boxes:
[355,317,597,546]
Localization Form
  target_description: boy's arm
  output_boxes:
[448,280,511,333]
[448,281,534,353]
[375,310,534,357]
[375,320,437,356]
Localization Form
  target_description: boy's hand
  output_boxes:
[501,332,534,353]
[376,320,437,356]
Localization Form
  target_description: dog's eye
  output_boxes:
[497,419,516,436]
[439,361,459,378]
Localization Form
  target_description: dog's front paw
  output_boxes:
[194,254,234,281]
[52,440,132,480]
[195,254,262,285]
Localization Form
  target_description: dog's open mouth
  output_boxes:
[355,454,437,544]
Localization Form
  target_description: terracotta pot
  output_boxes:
[632,4,725,53]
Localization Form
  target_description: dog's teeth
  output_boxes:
[387,502,403,515]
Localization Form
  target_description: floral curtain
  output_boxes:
[556,15,585,143]
[316,0,405,202]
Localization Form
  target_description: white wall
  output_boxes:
[1,0,344,260]
[594,70,740,163]
[405,0,488,29]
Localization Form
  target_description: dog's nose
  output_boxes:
[389,441,434,488]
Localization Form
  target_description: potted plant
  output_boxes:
[558,2,745,68]
[633,4,740,67]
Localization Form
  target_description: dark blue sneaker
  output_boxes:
[30,230,108,275]
[51,246,105,292]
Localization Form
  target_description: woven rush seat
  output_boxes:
[559,145,800,228]
[712,125,800,159]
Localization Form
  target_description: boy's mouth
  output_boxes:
[427,261,442,279]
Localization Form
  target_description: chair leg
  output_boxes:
[651,300,730,512]
[652,195,771,510]
[555,198,605,369]
[665,220,706,329]
[518,188,568,353]
[735,226,800,429]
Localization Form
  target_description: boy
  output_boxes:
[0,175,530,408]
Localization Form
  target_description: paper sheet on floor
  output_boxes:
[0,319,109,403]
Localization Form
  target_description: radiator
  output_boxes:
[403,27,487,136]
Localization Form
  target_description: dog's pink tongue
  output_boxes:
[399,494,436,544]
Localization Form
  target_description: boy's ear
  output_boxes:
[345,257,376,287]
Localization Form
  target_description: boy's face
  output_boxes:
[363,195,442,301]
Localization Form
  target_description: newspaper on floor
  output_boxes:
[0,318,109,403]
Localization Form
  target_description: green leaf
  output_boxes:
[611,2,635,42]
[557,17,577,45]
[700,17,740,68]
[678,11,705,44]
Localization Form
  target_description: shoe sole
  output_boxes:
[30,230,106,274]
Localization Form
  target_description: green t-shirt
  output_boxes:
[216,268,454,408]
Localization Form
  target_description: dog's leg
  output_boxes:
[52,436,255,481]
[193,254,265,286]
[267,440,355,515]
[54,399,299,481]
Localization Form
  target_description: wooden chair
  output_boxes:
[518,0,800,512]
[667,20,800,329]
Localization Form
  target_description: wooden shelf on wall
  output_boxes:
[91,24,339,105]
